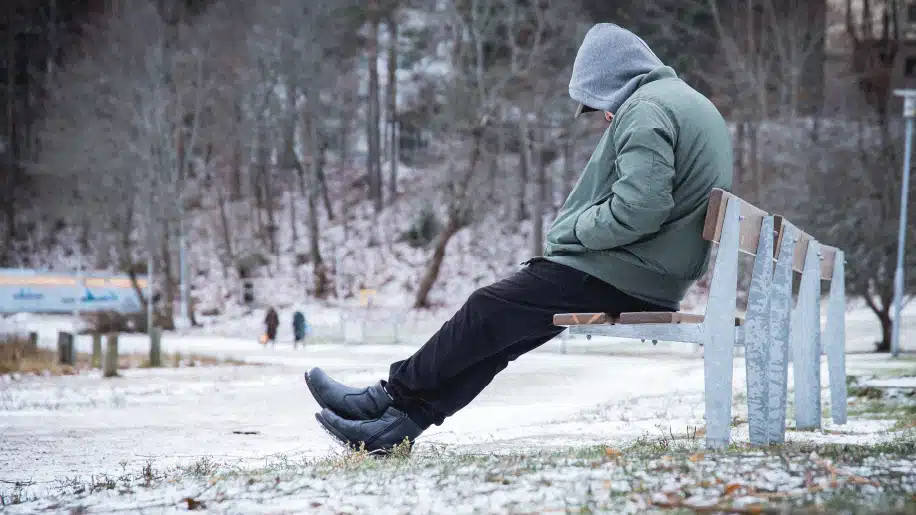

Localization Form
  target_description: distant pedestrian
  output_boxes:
[264,307,279,345]
[293,311,307,348]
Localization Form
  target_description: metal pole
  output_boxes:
[892,90,915,358]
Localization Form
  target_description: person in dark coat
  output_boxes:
[264,307,279,345]
[292,311,307,347]
[303,24,734,454]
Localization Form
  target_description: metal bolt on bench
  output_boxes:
[553,188,848,448]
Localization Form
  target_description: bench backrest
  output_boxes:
[701,190,839,284]
[701,188,771,256]
[773,216,838,282]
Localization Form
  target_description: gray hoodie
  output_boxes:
[568,23,664,117]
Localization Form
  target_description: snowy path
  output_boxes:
[0,344,709,484]
[3,334,911,488]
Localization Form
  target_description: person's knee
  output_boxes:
[466,285,500,313]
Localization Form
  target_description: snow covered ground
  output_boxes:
[0,304,914,513]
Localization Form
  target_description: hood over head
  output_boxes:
[569,23,665,118]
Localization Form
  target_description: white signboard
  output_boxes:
[0,268,147,314]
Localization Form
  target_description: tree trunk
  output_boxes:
[317,139,335,221]
[516,125,529,223]
[562,128,575,203]
[263,176,277,258]
[367,0,383,212]
[306,108,329,297]
[252,149,265,245]
[875,307,892,352]
[532,126,547,258]
[412,216,460,309]
[2,27,18,267]
[866,288,894,352]
[214,180,234,280]
[230,103,244,200]
[159,230,176,330]
[289,189,298,250]
[386,11,399,201]
[255,132,278,257]
[413,125,485,308]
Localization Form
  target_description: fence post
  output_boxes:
[104,333,119,378]
[57,331,74,366]
[149,327,162,367]
[91,333,103,369]
[26,332,38,355]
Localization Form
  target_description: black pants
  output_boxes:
[385,258,672,428]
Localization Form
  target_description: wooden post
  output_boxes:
[103,333,119,378]
[57,331,74,365]
[149,327,162,367]
[26,332,38,355]
[91,333,103,369]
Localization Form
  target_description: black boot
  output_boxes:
[315,406,424,454]
[304,367,391,420]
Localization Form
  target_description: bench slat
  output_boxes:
[552,313,609,325]
[617,312,704,324]
[774,215,838,281]
[553,312,745,327]
[701,189,771,256]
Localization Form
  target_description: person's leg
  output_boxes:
[384,258,669,428]
[312,259,671,452]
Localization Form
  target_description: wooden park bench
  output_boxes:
[553,188,848,448]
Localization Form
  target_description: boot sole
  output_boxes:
[314,411,383,455]
[303,371,330,411]
[314,412,403,457]
[314,411,351,447]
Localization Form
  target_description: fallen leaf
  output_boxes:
[724,482,742,496]
[688,453,705,462]
[605,448,623,458]
[182,497,206,510]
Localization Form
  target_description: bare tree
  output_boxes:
[36,0,218,327]
[386,3,400,201]
[412,0,583,308]
[644,0,827,204]
[367,0,384,212]
[792,76,916,352]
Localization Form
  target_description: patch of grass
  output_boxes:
[0,482,36,506]
[773,432,916,462]
[817,490,916,515]
[0,335,250,377]
[8,431,916,515]
[183,457,220,478]
[890,410,916,432]
[0,335,81,376]
[871,367,916,379]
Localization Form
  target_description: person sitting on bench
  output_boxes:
[305,23,734,453]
